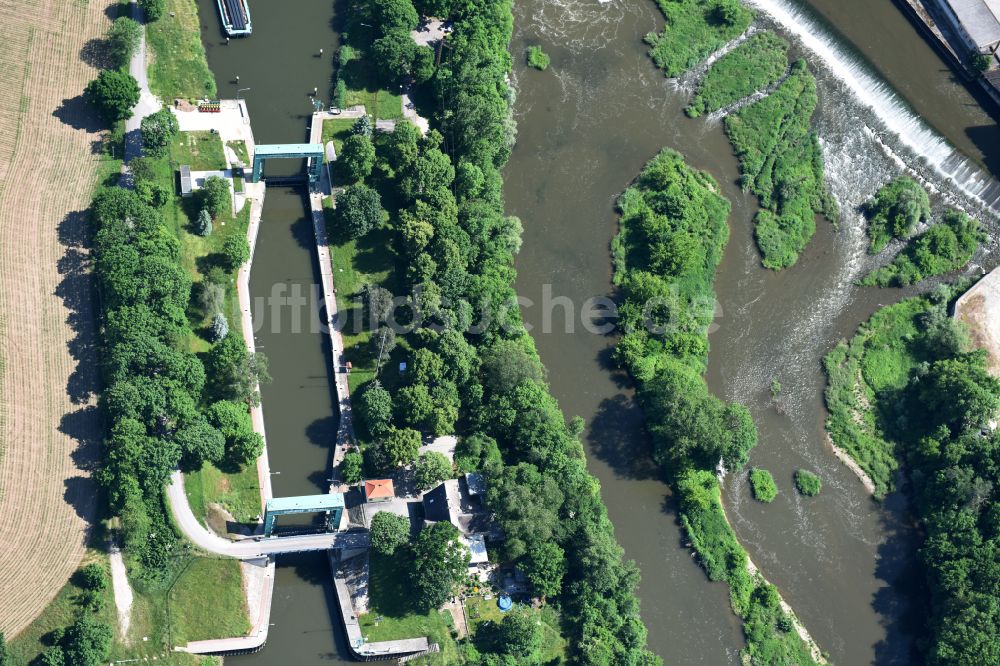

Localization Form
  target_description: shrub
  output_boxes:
[139,0,166,21]
[794,469,821,496]
[749,468,778,502]
[195,208,213,236]
[526,46,550,70]
[209,313,229,342]
[78,563,108,591]
[85,70,140,123]
[864,176,930,254]
[370,511,410,555]
[971,51,992,73]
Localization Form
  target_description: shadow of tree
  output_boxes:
[79,37,111,69]
[56,210,101,405]
[871,479,926,665]
[52,94,104,133]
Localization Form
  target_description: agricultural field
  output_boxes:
[0,0,119,639]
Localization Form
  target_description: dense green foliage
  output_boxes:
[794,470,821,496]
[339,134,376,183]
[325,0,658,658]
[108,17,142,68]
[526,45,550,70]
[140,108,180,157]
[645,0,754,77]
[412,522,470,610]
[201,175,232,220]
[825,285,1000,663]
[370,511,411,555]
[864,176,931,254]
[340,450,364,483]
[85,70,140,123]
[861,209,981,287]
[725,60,837,269]
[613,150,820,663]
[687,32,789,117]
[414,451,453,489]
[139,0,167,21]
[332,183,385,238]
[749,468,778,502]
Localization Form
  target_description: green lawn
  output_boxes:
[338,49,403,120]
[359,552,459,662]
[167,558,250,644]
[465,596,567,663]
[172,131,227,170]
[321,118,358,157]
[227,140,250,166]
[146,0,217,100]
[325,198,400,396]
[184,461,263,526]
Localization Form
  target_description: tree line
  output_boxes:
[330,0,659,661]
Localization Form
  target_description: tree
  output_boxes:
[381,427,421,468]
[85,70,140,123]
[370,0,419,33]
[0,630,7,666]
[209,312,229,342]
[972,51,993,73]
[63,616,112,666]
[486,463,563,560]
[454,433,502,473]
[205,333,270,404]
[201,175,232,219]
[359,381,393,438]
[332,183,385,238]
[340,450,364,484]
[351,114,373,137]
[481,338,544,394]
[108,16,142,67]
[919,353,1000,433]
[39,647,64,666]
[370,326,397,360]
[413,0,453,17]
[222,233,251,270]
[522,542,565,601]
[372,30,418,86]
[365,284,394,324]
[370,511,410,554]
[79,563,108,591]
[414,451,452,490]
[139,0,166,21]
[140,108,179,157]
[195,208,213,236]
[136,179,170,208]
[174,418,226,470]
[411,521,469,610]
[339,134,376,182]
[228,428,264,466]
[498,608,543,659]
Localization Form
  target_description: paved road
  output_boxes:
[166,471,369,558]
[123,0,162,165]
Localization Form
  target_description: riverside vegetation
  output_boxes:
[323,0,659,661]
[859,177,981,287]
[824,284,1000,663]
[613,149,820,664]
[648,1,837,270]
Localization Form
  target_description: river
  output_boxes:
[191,0,1000,663]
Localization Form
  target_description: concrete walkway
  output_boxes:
[123,0,162,165]
[108,537,133,639]
[955,267,1000,376]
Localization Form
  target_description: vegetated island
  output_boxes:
[526,45,550,70]
[686,31,790,117]
[823,282,1000,662]
[613,148,825,664]
[794,470,821,496]
[863,175,930,254]
[750,468,779,502]
[645,0,837,270]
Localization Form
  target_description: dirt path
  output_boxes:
[0,0,115,637]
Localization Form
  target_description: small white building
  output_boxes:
[936,0,1000,54]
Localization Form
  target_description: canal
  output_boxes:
[190,0,1000,663]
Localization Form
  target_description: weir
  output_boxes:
[744,0,1000,216]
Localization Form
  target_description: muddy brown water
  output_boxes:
[189,0,1000,663]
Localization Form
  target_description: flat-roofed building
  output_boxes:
[936,0,1000,53]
